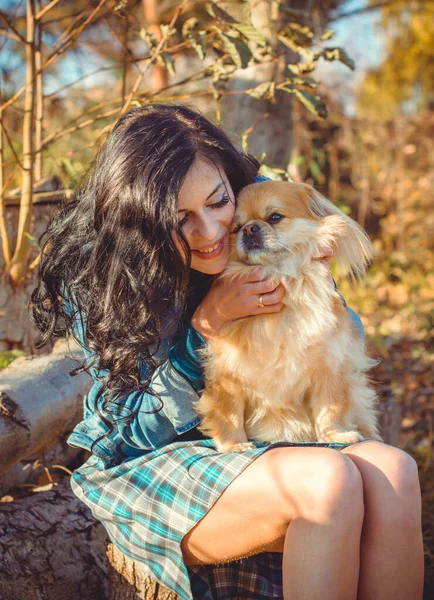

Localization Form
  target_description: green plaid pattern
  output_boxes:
[70,437,356,600]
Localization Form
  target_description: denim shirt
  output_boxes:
[66,175,365,468]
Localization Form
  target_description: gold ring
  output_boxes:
[258,294,265,308]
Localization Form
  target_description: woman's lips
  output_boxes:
[192,236,226,260]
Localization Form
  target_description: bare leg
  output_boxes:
[342,441,424,600]
[282,452,364,600]
[181,446,364,600]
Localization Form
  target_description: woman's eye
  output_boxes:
[268,213,284,224]
[178,213,189,228]
[210,195,230,209]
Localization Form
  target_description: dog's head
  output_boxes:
[231,181,374,279]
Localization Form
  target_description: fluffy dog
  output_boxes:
[193,180,382,453]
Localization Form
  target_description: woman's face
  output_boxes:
[174,156,236,275]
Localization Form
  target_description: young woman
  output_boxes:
[31,103,424,600]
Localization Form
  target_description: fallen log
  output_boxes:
[0,337,92,477]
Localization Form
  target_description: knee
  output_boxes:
[384,449,422,525]
[304,453,364,526]
[269,449,364,527]
[387,449,420,494]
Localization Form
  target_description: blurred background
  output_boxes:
[0,0,432,595]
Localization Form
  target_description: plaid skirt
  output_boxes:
[70,437,361,600]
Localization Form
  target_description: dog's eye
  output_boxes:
[231,224,242,234]
[267,213,284,224]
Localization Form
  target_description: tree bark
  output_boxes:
[0,480,109,600]
[107,544,179,600]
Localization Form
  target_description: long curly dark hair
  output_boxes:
[31,102,260,431]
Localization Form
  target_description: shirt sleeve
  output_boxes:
[63,285,206,451]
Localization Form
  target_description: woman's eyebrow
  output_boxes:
[206,181,224,200]
[177,181,225,213]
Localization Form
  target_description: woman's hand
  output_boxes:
[191,267,285,341]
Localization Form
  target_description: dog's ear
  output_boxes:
[305,186,347,219]
[303,186,375,280]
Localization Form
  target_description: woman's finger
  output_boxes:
[251,301,284,315]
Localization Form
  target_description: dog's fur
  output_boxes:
[193,181,382,453]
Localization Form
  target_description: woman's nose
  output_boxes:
[193,214,219,240]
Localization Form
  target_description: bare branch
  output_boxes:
[0,119,25,170]
[0,27,22,42]
[35,0,60,21]
[120,0,189,115]
[0,0,110,113]
[0,10,26,43]
[34,0,43,181]
[0,78,12,267]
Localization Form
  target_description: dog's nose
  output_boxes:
[242,222,263,250]
[243,223,261,237]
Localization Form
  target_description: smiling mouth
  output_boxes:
[192,236,226,259]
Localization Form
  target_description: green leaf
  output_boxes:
[205,2,217,18]
[322,47,355,70]
[287,61,318,75]
[287,22,313,45]
[290,154,305,166]
[0,350,25,371]
[24,231,40,248]
[309,161,322,179]
[258,164,285,181]
[188,31,207,60]
[156,53,176,76]
[140,28,158,49]
[320,29,335,41]
[232,23,266,47]
[241,134,249,153]
[160,24,176,39]
[278,35,314,61]
[246,81,276,101]
[217,31,252,68]
[282,75,318,89]
[281,87,327,118]
[182,17,199,37]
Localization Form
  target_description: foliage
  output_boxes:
[0,349,25,370]
[356,2,434,118]
[0,0,354,284]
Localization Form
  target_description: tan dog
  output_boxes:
[193,181,382,453]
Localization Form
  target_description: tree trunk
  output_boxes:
[9,0,36,285]
[107,544,179,600]
[220,0,294,169]
[0,480,109,600]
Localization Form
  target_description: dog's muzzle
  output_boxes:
[241,223,263,251]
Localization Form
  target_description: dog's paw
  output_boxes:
[215,441,257,453]
[318,430,365,445]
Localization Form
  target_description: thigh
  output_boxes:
[181,445,360,566]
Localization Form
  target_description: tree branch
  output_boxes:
[35,0,60,21]
[0,11,26,43]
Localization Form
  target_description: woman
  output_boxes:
[31,103,424,600]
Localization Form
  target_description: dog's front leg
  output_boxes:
[194,388,255,453]
[310,374,365,444]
